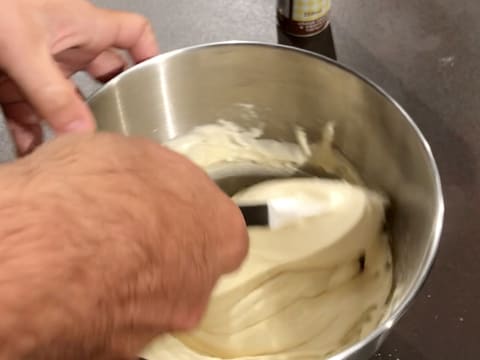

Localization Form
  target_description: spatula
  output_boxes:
[214,166,339,228]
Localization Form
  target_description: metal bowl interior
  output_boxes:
[88,42,444,360]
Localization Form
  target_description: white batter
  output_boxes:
[164,120,310,180]
[142,121,393,360]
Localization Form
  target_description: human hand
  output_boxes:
[0,0,159,155]
[0,133,248,359]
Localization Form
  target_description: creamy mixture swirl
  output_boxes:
[141,121,393,360]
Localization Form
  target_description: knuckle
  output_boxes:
[132,13,151,30]
[123,12,152,38]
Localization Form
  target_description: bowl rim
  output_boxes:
[88,40,445,358]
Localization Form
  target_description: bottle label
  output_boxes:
[277,0,331,37]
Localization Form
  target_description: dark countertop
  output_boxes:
[84,0,480,359]
[1,0,477,359]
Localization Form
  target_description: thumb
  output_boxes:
[3,45,96,134]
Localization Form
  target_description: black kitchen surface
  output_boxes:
[42,0,480,359]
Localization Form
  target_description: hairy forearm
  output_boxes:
[0,173,43,357]
[0,161,87,359]
[0,157,139,359]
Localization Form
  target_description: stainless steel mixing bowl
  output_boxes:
[87,42,444,360]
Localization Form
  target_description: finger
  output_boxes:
[87,49,128,82]
[0,61,84,105]
[2,44,96,134]
[54,47,99,74]
[2,101,40,125]
[97,10,159,63]
[7,121,41,156]
[4,102,43,155]
[0,78,23,103]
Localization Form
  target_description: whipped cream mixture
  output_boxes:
[164,120,310,180]
[142,121,393,360]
